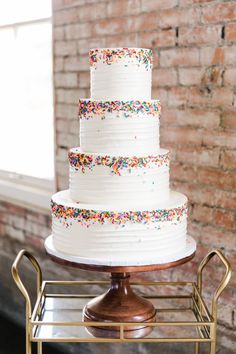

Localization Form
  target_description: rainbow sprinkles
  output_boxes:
[68,149,170,176]
[90,48,153,70]
[78,99,161,119]
[51,200,188,228]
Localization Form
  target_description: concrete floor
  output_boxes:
[0,313,62,354]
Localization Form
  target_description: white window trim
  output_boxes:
[0,14,54,214]
[0,170,53,213]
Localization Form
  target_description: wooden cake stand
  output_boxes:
[45,235,196,338]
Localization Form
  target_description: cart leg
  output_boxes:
[26,333,32,354]
[37,342,42,354]
[210,341,216,354]
[194,342,200,354]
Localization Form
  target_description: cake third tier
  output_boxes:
[69,147,170,206]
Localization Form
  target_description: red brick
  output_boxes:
[54,41,77,56]
[201,225,236,253]
[127,13,158,32]
[162,108,220,129]
[77,37,106,55]
[152,88,168,105]
[153,68,177,87]
[213,209,236,229]
[200,45,236,65]
[200,47,225,65]
[216,190,236,210]
[176,147,220,167]
[105,33,137,48]
[202,2,236,24]
[54,57,64,72]
[77,3,108,22]
[108,0,141,16]
[138,29,176,48]
[56,88,86,104]
[161,126,203,146]
[171,163,197,183]
[188,87,233,107]
[54,8,80,25]
[179,0,216,5]
[179,67,204,86]
[225,23,236,41]
[52,0,63,11]
[203,130,236,149]
[141,0,178,11]
[93,18,128,36]
[192,204,213,224]
[179,25,221,46]
[65,23,92,40]
[55,73,78,88]
[211,87,234,106]
[220,149,236,170]
[224,67,236,85]
[198,167,236,190]
[157,7,201,28]
[168,86,189,107]
[221,108,236,130]
[56,103,77,119]
[200,66,223,87]
[174,182,236,209]
[160,47,199,67]
[54,27,64,41]
[224,45,236,64]
[78,71,89,88]
[64,56,89,71]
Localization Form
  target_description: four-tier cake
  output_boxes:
[47,48,196,266]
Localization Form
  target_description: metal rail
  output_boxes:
[12,249,232,354]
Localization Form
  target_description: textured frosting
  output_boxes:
[50,47,193,266]
[79,99,161,154]
[69,148,170,205]
[51,190,187,262]
[90,48,153,100]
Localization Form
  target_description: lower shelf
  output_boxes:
[32,280,212,343]
[11,248,232,352]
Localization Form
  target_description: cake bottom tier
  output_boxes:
[51,190,189,266]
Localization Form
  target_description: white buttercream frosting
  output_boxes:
[79,99,161,154]
[69,148,170,206]
[51,190,187,263]
[90,48,153,100]
[50,47,194,266]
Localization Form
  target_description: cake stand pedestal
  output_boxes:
[45,235,196,338]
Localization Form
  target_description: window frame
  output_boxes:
[0,14,54,211]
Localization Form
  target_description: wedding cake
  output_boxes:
[47,48,196,266]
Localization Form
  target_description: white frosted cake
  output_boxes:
[49,48,195,266]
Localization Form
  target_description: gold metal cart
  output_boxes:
[12,249,231,354]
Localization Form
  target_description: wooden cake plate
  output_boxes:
[45,235,196,338]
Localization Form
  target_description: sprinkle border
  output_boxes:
[78,100,161,119]
[51,200,187,227]
[68,150,170,175]
[90,48,153,69]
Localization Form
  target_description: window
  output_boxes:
[0,0,53,209]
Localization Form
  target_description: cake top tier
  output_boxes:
[90,48,153,70]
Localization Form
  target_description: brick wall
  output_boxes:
[0,0,235,353]
[52,0,236,350]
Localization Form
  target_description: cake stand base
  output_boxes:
[45,235,196,338]
[83,272,156,338]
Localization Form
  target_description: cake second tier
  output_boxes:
[79,99,161,154]
[69,148,170,206]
